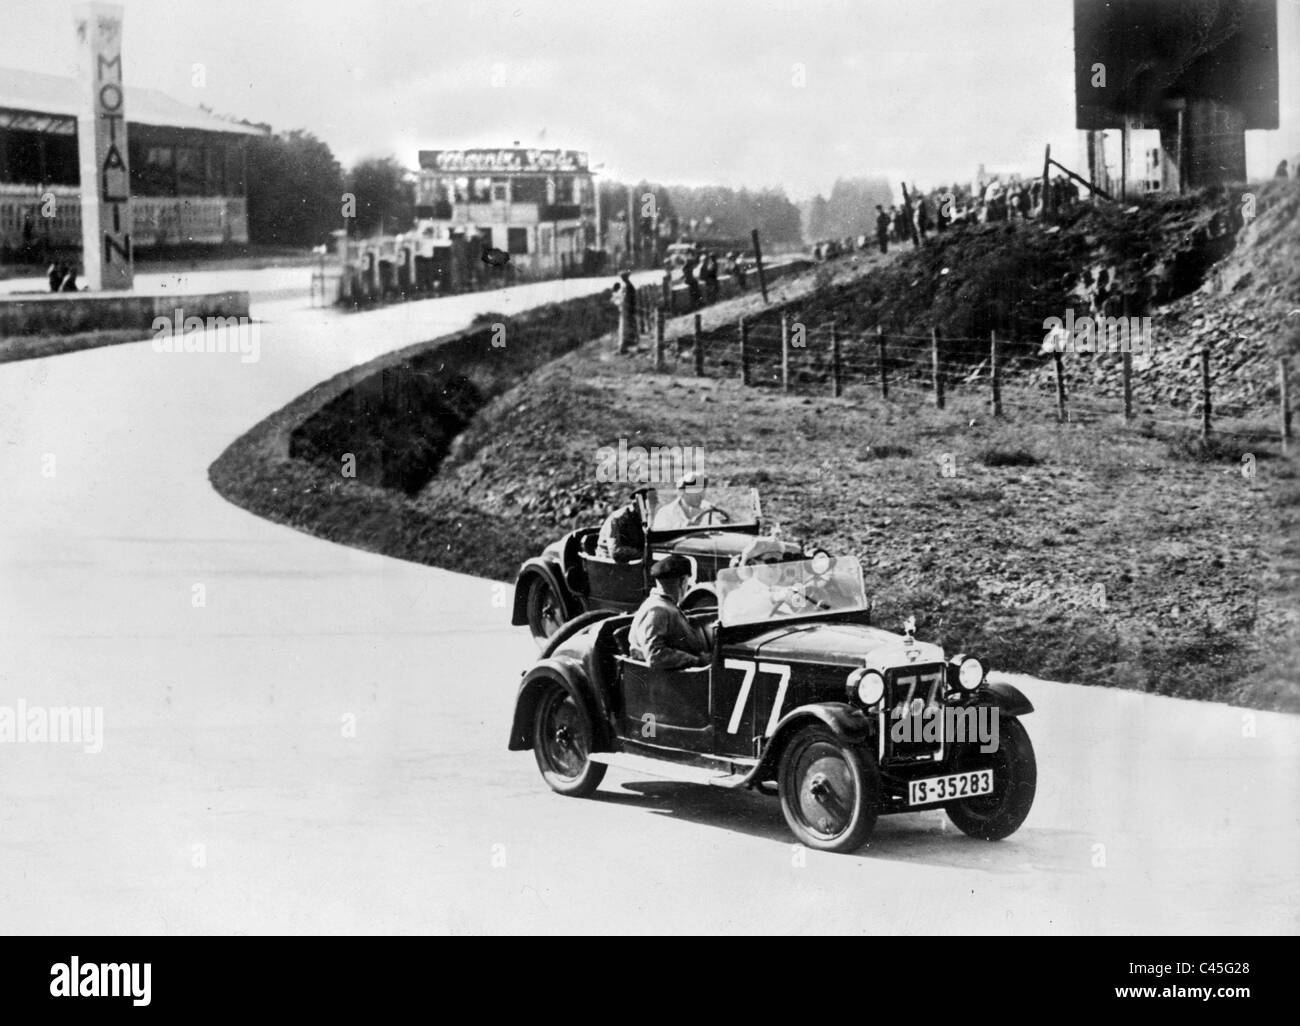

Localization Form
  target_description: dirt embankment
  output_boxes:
[722,183,1297,416]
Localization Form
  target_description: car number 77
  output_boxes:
[723,659,791,738]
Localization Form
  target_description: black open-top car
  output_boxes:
[511,487,805,643]
[507,554,1037,853]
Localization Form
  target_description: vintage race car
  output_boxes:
[507,554,1036,853]
[511,486,806,644]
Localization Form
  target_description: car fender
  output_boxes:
[511,556,579,626]
[752,702,873,782]
[981,680,1034,717]
[507,658,610,752]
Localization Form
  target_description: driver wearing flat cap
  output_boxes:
[628,554,712,670]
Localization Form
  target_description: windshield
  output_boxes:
[716,555,867,627]
[645,486,761,532]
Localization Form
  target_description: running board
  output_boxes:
[589,752,757,788]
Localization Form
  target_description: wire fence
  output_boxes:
[625,296,1294,449]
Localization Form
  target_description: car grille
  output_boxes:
[883,663,947,764]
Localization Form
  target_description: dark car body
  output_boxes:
[508,556,1037,852]
[510,489,803,642]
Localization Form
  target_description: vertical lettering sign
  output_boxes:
[74,3,133,290]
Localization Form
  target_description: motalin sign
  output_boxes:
[74,1,133,290]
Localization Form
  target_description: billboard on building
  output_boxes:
[418,149,589,174]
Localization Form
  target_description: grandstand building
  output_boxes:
[0,66,266,255]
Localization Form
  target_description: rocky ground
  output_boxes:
[1051,180,1300,415]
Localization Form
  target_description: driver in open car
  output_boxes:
[653,473,729,529]
[597,486,657,561]
[628,555,712,669]
[720,537,788,624]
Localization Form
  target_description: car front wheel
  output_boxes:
[532,683,606,797]
[945,716,1036,840]
[777,726,879,853]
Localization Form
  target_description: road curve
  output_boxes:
[1,278,1296,934]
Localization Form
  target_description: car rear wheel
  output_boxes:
[777,726,879,853]
[525,575,567,646]
[532,683,606,797]
[945,716,1036,840]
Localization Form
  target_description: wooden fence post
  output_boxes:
[739,318,750,386]
[654,307,666,372]
[877,325,888,399]
[694,313,704,377]
[830,321,842,398]
[931,328,945,409]
[1122,350,1134,422]
[1053,350,1067,422]
[1280,356,1293,453]
[989,331,1002,417]
[781,313,790,394]
[1200,347,1212,440]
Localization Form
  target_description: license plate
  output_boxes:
[908,769,993,806]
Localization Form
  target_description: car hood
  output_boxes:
[734,621,946,670]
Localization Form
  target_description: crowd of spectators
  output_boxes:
[809,173,1087,259]
[663,244,751,309]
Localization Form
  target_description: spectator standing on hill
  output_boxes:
[1276,159,1289,179]
[875,205,890,253]
[612,269,639,353]
[913,193,931,244]
[701,250,720,305]
[728,252,746,291]
[682,253,702,310]
[1005,183,1021,221]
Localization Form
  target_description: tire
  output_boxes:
[945,716,1036,840]
[525,574,568,646]
[777,726,879,853]
[531,682,606,797]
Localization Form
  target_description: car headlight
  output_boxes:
[847,668,886,707]
[954,655,985,691]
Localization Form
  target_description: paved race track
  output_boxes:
[1,277,1296,934]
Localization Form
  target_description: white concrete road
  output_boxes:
[1,278,1297,935]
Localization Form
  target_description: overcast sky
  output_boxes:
[2,0,1297,198]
